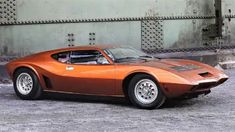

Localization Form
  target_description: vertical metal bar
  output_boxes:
[215,0,222,37]
[141,21,143,50]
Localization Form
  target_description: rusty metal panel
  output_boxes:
[16,0,155,20]
[222,0,235,45]
[15,0,215,21]
[222,0,235,14]
[156,0,215,16]
[163,19,215,49]
[231,20,235,42]
[226,19,235,43]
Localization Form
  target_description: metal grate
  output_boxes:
[0,0,16,23]
[143,44,235,54]
[141,20,164,51]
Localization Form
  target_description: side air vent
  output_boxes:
[43,75,53,89]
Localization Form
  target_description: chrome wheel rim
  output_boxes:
[16,73,33,95]
[134,79,158,104]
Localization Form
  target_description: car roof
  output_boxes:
[38,44,118,55]
[18,44,120,60]
[51,44,120,52]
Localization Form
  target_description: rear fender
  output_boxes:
[11,64,45,89]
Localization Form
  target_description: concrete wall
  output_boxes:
[0,0,234,57]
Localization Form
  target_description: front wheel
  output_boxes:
[128,74,166,109]
[13,68,42,100]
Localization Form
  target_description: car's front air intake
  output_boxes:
[198,72,213,77]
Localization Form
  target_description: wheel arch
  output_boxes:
[12,64,43,100]
[13,65,41,82]
[122,71,160,98]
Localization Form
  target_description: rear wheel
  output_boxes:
[13,68,42,100]
[127,74,166,109]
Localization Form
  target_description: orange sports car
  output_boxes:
[6,45,228,109]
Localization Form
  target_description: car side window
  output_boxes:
[104,49,115,61]
[70,50,109,65]
[52,52,70,63]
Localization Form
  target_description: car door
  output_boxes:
[44,51,75,91]
[59,49,117,96]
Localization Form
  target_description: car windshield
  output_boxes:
[104,47,153,63]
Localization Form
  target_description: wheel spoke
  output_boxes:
[16,73,33,95]
[134,79,159,104]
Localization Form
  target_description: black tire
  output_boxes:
[13,68,42,100]
[127,74,166,109]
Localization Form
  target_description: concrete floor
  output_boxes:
[0,70,235,132]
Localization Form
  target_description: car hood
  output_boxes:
[124,59,201,71]
[121,58,228,83]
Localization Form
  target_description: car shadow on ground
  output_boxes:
[43,92,131,107]
[42,92,197,109]
[162,99,197,108]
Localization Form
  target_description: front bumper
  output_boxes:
[162,75,228,98]
[191,77,228,92]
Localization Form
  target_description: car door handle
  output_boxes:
[66,66,74,71]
